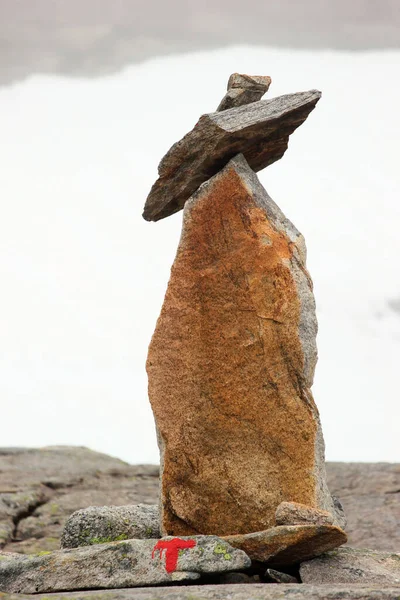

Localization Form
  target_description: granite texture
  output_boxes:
[147,155,338,536]
[300,547,400,585]
[61,504,160,548]
[0,447,398,554]
[216,73,271,111]
[142,91,320,220]
[0,536,250,593]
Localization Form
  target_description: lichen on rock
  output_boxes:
[61,505,160,549]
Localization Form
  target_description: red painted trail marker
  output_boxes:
[152,538,197,573]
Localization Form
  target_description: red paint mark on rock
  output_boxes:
[152,538,197,573]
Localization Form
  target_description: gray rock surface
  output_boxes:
[331,495,347,530]
[300,547,400,585]
[0,447,159,554]
[142,90,320,221]
[0,536,250,593]
[0,488,50,550]
[326,462,400,551]
[0,523,14,547]
[61,504,160,548]
[216,73,271,111]
[217,572,254,584]
[1,584,400,600]
[0,447,399,555]
[147,153,340,536]
[275,502,334,527]
[0,551,23,560]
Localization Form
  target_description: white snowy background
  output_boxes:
[0,46,399,464]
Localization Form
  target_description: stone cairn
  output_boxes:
[0,74,350,593]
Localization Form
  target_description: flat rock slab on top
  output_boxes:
[300,547,400,585]
[142,90,321,221]
[224,524,347,567]
[0,536,250,593]
[147,154,338,537]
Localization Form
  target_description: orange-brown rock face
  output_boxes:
[147,154,336,536]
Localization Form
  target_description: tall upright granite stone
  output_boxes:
[144,75,343,538]
[146,146,339,535]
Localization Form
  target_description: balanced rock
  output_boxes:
[142,89,320,220]
[217,73,272,111]
[275,502,334,527]
[0,536,250,593]
[300,547,400,585]
[147,154,340,536]
[61,504,160,548]
[224,525,347,567]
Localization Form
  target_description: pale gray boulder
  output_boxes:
[0,536,251,593]
[300,547,400,585]
[61,504,160,548]
[0,488,49,549]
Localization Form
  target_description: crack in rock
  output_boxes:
[0,489,50,547]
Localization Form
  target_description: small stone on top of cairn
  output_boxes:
[217,72,272,111]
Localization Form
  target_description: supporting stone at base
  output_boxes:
[224,524,347,567]
[0,536,250,593]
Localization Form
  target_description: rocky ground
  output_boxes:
[0,446,399,599]
[2,584,400,600]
